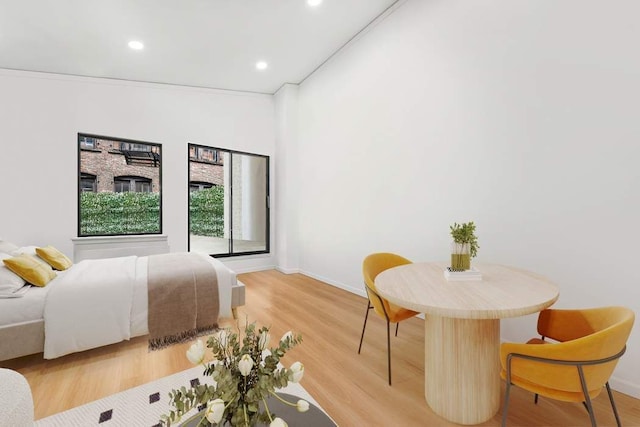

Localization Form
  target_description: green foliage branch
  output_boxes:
[161,322,303,426]
[449,221,479,258]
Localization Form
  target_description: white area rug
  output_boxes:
[35,366,321,427]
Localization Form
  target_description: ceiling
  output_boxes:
[0,0,400,94]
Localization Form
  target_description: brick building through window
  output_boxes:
[79,136,160,193]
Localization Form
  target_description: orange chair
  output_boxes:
[358,253,419,385]
[500,306,635,427]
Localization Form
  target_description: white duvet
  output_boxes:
[43,253,232,359]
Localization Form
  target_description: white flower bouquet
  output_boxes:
[161,322,306,427]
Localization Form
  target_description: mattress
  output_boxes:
[0,270,68,327]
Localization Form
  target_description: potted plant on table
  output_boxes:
[449,221,479,271]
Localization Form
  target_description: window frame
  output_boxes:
[190,146,223,165]
[80,173,97,192]
[114,175,152,193]
[119,142,155,152]
[77,133,163,237]
[189,181,215,192]
[187,143,270,258]
[79,136,97,150]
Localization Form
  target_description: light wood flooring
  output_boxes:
[4,270,640,426]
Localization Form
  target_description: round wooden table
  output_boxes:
[375,262,559,425]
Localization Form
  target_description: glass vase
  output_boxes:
[450,242,471,271]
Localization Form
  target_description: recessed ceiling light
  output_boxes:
[255,61,268,71]
[307,0,322,6]
[128,40,144,50]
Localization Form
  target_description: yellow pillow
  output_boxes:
[3,254,56,287]
[36,246,73,271]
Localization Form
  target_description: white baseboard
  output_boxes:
[610,375,640,399]
[230,264,276,274]
[298,270,367,299]
[296,270,424,321]
[275,266,300,274]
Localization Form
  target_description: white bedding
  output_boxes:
[0,252,234,359]
[44,256,137,359]
[0,270,69,327]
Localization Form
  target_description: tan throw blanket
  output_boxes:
[147,253,219,350]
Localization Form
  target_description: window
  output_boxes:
[188,144,269,257]
[114,176,152,193]
[78,133,162,237]
[79,136,97,150]
[190,146,222,164]
[190,181,215,192]
[120,142,154,152]
[80,173,97,192]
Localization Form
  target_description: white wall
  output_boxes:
[274,84,301,273]
[293,0,640,396]
[0,69,277,272]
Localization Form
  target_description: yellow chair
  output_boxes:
[500,306,635,427]
[358,253,419,385]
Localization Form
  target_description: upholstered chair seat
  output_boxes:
[500,306,635,427]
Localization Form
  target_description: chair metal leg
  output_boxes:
[395,322,399,337]
[501,381,512,427]
[358,301,372,354]
[606,382,622,427]
[582,398,597,427]
[386,319,392,385]
[578,366,598,427]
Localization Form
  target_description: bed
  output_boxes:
[0,249,245,362]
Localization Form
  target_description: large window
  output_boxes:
[188,144,269,257]
[78,133,162,236]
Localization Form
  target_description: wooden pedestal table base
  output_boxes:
[425,316,500,425]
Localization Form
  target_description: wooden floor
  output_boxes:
[4,270,640,426]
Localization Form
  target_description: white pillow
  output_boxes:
[0,239,19,254]
[10,246,51,269]
[11,246,38,256]
[0,252,28,296]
